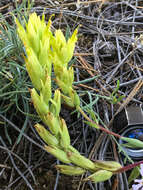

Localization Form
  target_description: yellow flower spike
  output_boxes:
[44,145,71,164]
[16,12,52,57]
[84,170,113,183]
[59,119,70,150]
[51,30,66,62]
[26,13,46,40]
[50,90,61,116]
[54,28,78,65]
[43,112,61,136]
[52,28,78,66]
[55,165,86,176]
[26,48,45,91]
[67,152,96,171]
[41,75,51,105]
[31,88,49,116]
[94,160,122,172]
[34,123,59,147]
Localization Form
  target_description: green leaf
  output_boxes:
[88,109,99,124]
[128,166,140,184]
[121,137,143,148]
[84,121,99,129]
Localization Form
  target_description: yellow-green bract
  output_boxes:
[56,165,86,176]
[51,28,78,67]
[44,145,71,164]
[84,170,113,183]
[16,13,52,91]
[34,123,59,147]
[94,160,122,172]
[121,137,143,148]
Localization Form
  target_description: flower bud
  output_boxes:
[61,94,75,108]
[69,90,80,107]
[31,88,49,116]
[59,119,70,150]
[41,75,51,105]
[68,67,74,86]
[121,137,143,149]
[25,13,47,54]
[44,145,71,164]
[34,123,59,147]
[55,165,86,176]
[84,170,113,183]
[66,28,78,64]
[26,22,40,54]
[67,152,95,171]
[50,90,61,116]
[60,67,73,89]
[56,77,70,95]
[43,112,61,136]
[51,28,78,66]
[51,29,67,65]
[68,145,80,154]
[94,160,122,172]
[26,48,45,91]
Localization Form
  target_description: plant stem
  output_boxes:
[77,106,121,139]
[115,160,143,173]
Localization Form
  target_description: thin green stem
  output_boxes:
[77,106,121,139]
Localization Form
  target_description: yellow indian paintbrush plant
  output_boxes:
[16,12,123,183]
